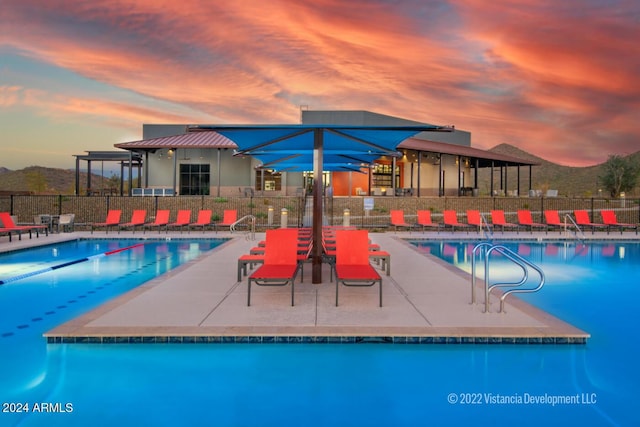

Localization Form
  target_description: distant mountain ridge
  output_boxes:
[0,166,106,195]
[485,144,640,197]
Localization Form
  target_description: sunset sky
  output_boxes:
[1,0,639,170]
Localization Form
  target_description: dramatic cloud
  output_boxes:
[1,0,638,168]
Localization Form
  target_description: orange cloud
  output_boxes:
[2,0,638,167]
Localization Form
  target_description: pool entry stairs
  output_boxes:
[471,242,545,313]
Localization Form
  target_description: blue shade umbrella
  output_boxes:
[191,124,453,283]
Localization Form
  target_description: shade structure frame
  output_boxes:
[192,124,454,283]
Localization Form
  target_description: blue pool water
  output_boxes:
[0,239,638,426]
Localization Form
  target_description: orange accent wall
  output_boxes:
[332,170,370,196]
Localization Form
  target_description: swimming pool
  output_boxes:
[1,239,638,426]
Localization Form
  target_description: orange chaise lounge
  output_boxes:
[0,212,49,241]
[118,210,147,233]
[91,209,122,234]
[247,228,300,306]
[334,229,383,307]
[600,210,638,234]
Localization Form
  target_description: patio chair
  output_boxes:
[168,209,192,233]
[574,210,607,234]
[390,210,413,232]
[57,213,75,233]
[443,210,474,233]
[0,212,24,242]
[600,210,638,235]
[189,210,212,233]
[466,210,483,232]
[416,210,441,233]
[0,211,48,239]
[91,209,122,234]
[144,210,170,233]
[490,210,520,233]
[247,228,300,306]
[335,229,383,307]
[118,210,147,233]
[517,210,547,233]
[544,210,564,233]
[214,209,238,233]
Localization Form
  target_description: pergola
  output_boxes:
[73,151,142,196]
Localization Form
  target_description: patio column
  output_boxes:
[417,151,421,197]
[312,128,324,284]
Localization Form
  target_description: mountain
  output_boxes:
[483,144,605,197]
[0,166,107,195]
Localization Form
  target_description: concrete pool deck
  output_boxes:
[2,229,618,344]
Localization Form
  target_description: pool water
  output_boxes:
[1,239,639,426]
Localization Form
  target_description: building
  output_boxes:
[107,110,537,197]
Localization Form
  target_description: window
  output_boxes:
[372,163,399,188]
[255,170,282,191]
[179,164,210,195]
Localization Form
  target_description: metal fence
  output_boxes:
[1,194,638,230]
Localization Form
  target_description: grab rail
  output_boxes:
[230,215,256,240]
[471,243,545,313]
[479,213,494,241]
[470,242,493,304]
[564,214,586,241]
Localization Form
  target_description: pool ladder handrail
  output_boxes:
[471,243,545,313]
[479,213,494,241]
[563,214,586,241]
[230,215,256,240]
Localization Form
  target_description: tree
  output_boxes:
[599,155,640,198]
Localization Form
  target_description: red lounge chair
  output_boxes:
[466,210,482,231]
[168,210,191,233]
[0,213,26,241]
[118,210,147,233]
[390,210,412,232]
[0,212,49,239]
[335,229,383,307]
[90,209,122,234]
[544,210,564,233]
[144,210,170,233]
[443,210,474,232]
[517,210,548,233]
[247,228,300,306]
[189,210,212,233]
[490,210,520,233]
[0,227,20,242]
[416,210,441,232]
[239,234,312,282]
[574,210,607,234]
[600,210,638,234]
[214,209,238,233]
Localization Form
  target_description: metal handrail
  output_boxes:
[479,213,494,241]
[230,215,256,240]
[472,243,545,313]
[563,214,586,241]
[471,242,493,304]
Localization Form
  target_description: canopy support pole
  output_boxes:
[312,128,324,284]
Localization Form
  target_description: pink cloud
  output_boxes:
[2,0,638,166]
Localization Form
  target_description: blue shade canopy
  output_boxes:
[189,125,453,171]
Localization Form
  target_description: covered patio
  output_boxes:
[73,151,143,196]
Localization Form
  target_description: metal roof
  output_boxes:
[114,130,537,168]
[114,131,235,150]
[399,138,539,167]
